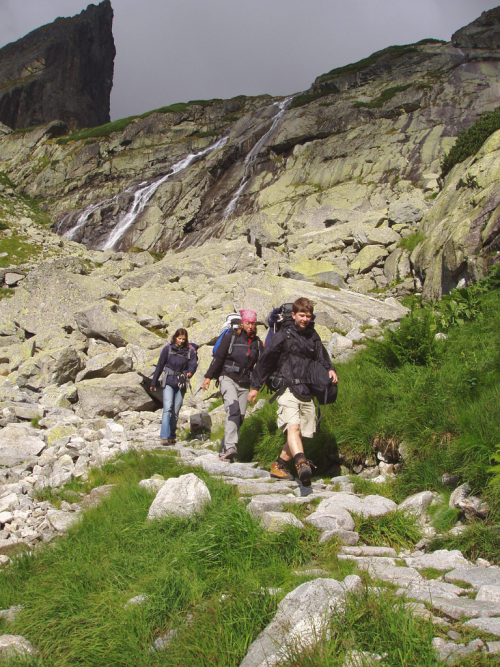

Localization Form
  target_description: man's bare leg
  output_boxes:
[278,424,304,461]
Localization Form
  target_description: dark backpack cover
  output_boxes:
[306,360,338,405]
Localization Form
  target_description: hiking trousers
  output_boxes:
[160,385,185,440]
[219,375,248,449]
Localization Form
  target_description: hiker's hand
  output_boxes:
[247,389,258,403]
[201,378,210,391]
[186,373,192,378]
[149,386,156,392]
[329,370,338,385]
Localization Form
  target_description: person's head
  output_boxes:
[292,297,314,329]
[239,309,257,336]
[171,328,188,347]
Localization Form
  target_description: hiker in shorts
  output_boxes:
[201,309,263,461]
[248,297,338,486]
[150,328,198,445]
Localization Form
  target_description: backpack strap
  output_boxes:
[227,331,237,356]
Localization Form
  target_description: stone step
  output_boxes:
[340,546,397,558]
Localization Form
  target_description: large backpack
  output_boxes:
[265,303,294,347]
[212,313,241,357]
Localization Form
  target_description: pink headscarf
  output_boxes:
[240,309,257,323]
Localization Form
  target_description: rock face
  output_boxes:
[0,0,115,130]
[452,7,500,49]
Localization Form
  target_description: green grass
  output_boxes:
[441,105,500,178]
[316,40,444,86]
[353,511,422,550]
[353,84,413,109]
[427,494,461,533]
[0,287,14,299]
[0,450,348,667]
[55,99,224,145]
[0,232,41,267]
[289,91,335,109]
[398,231,426,253]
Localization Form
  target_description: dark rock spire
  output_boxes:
[0,1,115,131]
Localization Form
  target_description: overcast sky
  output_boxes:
[1,0,499,121]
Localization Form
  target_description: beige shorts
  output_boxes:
[276,388,316,438]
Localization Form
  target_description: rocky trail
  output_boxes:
[1,401,499,664]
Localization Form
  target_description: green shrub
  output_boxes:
[398,231,425,253]
[366,308,440,369]
[441,105,500,178]
[289,91,333,109]
[438,287,483,329]
[316,44,421,84]
[353,84,412,109]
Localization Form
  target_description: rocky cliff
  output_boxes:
[1,8,500,302]
[0,1,115,131]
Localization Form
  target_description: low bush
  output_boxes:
[441,105,500,178]
[398,231,425,253]
[353,84,412,109]
[367,308,440,369]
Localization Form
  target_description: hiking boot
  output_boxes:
[270,460,294,481]
[220,445,237,461]
[161,439,169,446]
[294,454,312,486]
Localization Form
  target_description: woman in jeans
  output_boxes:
[150,328,198,445]
[201,310,263,460]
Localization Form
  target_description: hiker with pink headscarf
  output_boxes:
[202,309,263,460]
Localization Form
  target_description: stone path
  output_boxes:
[1,410,499,664]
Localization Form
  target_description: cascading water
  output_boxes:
[222,96,292,220]
[60,136,228,250]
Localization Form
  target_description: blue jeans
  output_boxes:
[160,385,185,440]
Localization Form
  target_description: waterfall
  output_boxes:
[60,136,228,250]
[222,96,292,220]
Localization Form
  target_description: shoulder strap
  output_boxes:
[228,331,237,356]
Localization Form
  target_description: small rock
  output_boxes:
[486,641,500,654]
[124,594,148,609]
[464,617,500,636]
[343,649,383,666]
[319,530,359,546]
[138,478,165,493]
[260,512,304,533]
[147,473,211,520]
[0,635,36,660]
[449,483,471,509]
[398,491,433,516]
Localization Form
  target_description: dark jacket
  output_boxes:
[151,343,198,390]
[205,329,263,387]
[250,323,333,400]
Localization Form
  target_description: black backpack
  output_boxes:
[265,303,294,346]
[306,360,338,406]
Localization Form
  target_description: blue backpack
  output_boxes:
[212,313,241,357]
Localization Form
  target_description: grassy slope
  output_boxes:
[0,451,358,667]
